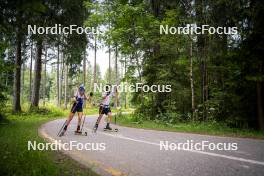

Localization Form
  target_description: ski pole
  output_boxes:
[72,101,79,112]
[57,120,67,136]
[80,115,86,132]
[58,101,79,136]
[80,99,86,132]
[93,105,104,133]
[96,105,104,123]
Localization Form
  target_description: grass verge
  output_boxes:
[116,114,264,139]
[0,105,98,176]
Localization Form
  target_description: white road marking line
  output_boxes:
[84,127,264,166]
[234,150,251,156]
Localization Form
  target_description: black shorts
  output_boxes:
[99,105,111,115]
[71,103,83,113]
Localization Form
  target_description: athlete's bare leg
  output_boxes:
[59,112,74,136]
[106,112,112,123]
[93,107,104,131]
[66,112,75,126]
[76,112,83,131]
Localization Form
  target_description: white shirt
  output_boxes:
[101,92,114,106]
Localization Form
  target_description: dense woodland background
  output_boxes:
[0,0,263,130]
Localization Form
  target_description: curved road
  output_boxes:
[39,115,264,176]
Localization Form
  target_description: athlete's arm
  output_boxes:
[84,93,88,100]
[111,87,117,97]
[102,92,108,99]
[71,97,77,103]
[72,91,78,102]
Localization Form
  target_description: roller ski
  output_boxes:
[74,116,88,136]
[103,124,118,132]
[103,128,118,132]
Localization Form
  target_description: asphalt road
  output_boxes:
[39,115,264,176]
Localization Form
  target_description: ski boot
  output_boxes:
[93,123,99,133]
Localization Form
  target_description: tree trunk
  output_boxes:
[29,41,33,101]
[257,82,264,130]
[93,35,97,90]
[83,51,86,87]
[115,45,118,107]
[124,57,127,109]
[201,48,208,120]
[195,0,208,120]
[60,53,64,107]
[64,63,68,109]
[189,40,195,118]
[257,63,264,130]
[108,44,111,83]
[13,34,22,112]
[43,46,47,106]
[57,45,60,106]
[204,39,209,120]
[31,39,42,108]
[21,63,25,104]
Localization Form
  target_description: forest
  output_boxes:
[0,0,263,131]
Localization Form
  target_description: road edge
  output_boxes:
[38,119,126,176]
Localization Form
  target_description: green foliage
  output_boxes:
[0,40,12,119]
[0,106,96,176]
[117,114,264,139]
[87,0,264,130]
